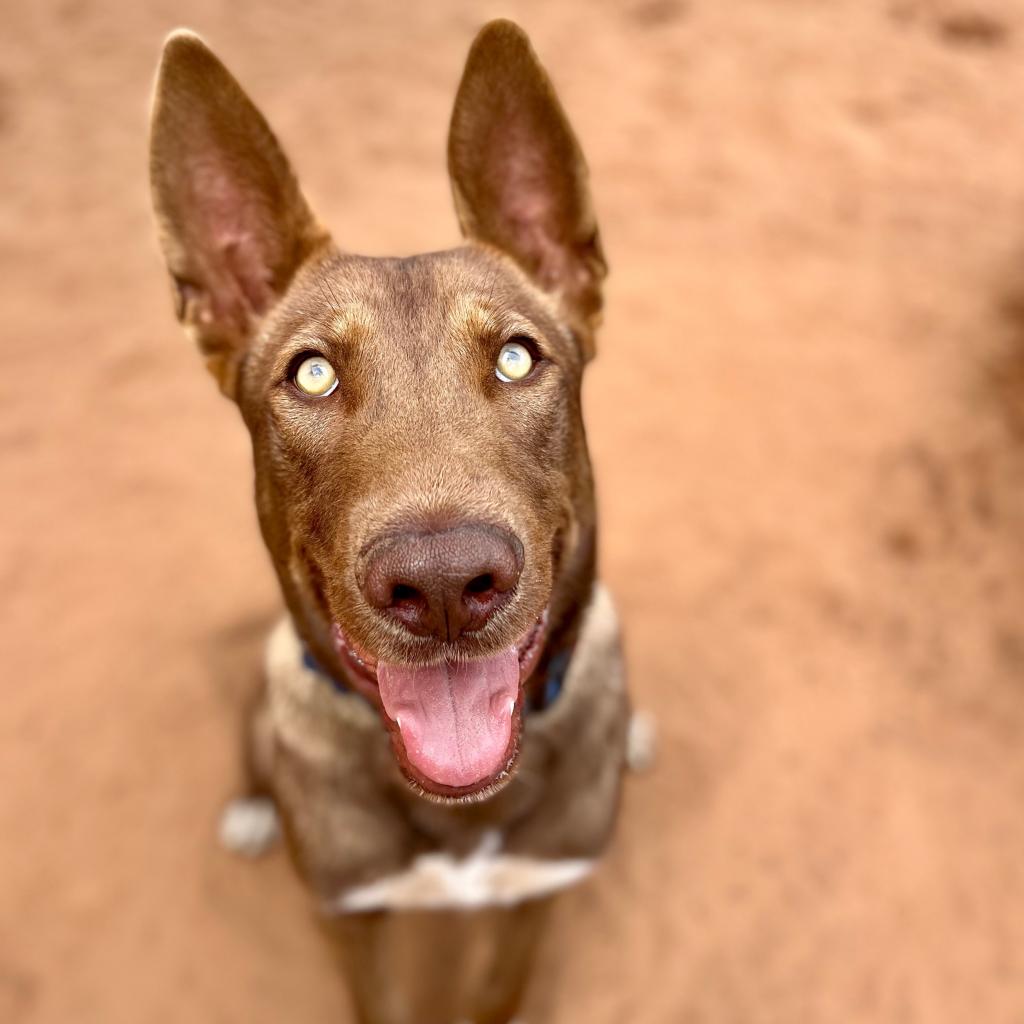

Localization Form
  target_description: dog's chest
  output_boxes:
[323,829,594,914]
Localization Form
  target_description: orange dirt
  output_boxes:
[4,1,1024,1021]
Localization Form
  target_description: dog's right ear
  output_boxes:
[149,31,326,398]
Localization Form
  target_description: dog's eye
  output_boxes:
[294,355,338,397]
[495,341,534,382]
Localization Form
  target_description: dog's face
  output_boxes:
[150,21,606,801]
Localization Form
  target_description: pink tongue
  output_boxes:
[377,648,520,789]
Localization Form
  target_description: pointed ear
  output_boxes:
[149,31,327,397]
[447,21,607,358]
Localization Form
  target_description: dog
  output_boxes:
[150,20,638,1023]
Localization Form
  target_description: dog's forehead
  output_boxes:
[287,246,569,355]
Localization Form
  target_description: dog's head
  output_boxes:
[149,21,606,801]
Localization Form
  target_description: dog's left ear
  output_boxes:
[448,20,607,358]
[149,31,327,398]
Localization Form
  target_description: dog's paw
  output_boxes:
[218,797,281,858]
[626,709,657,774]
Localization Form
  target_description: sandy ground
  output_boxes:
[4,0,1024,1020]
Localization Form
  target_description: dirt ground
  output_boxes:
[5,0,1024,1020]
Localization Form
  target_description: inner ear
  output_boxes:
[448,20,606,357]
[149,31,326,396]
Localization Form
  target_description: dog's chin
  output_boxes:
[330,611,548,802]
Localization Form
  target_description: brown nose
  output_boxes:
[360,524,523,642]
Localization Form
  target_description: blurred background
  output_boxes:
[4,0,1024,1020]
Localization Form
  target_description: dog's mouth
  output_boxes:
[330,612,548,799]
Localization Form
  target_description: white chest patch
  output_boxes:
[324,831,595,914]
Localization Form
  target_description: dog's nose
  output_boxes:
[361,524,523,642]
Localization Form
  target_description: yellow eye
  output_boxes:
[495,341,534,382]
[294,355,338,397]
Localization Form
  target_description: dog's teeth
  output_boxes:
[507,699,515,717]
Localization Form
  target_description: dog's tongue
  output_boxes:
[377,649,520,789]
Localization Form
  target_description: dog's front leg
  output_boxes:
[321,900,551,1024]
[322,911,415,1024]
[323,909,476,1024]
[461,897,553,1024]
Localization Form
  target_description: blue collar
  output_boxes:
[302,646,568,712]
[531,648,570,712]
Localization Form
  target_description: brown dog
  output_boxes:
[150,20,633,1023]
